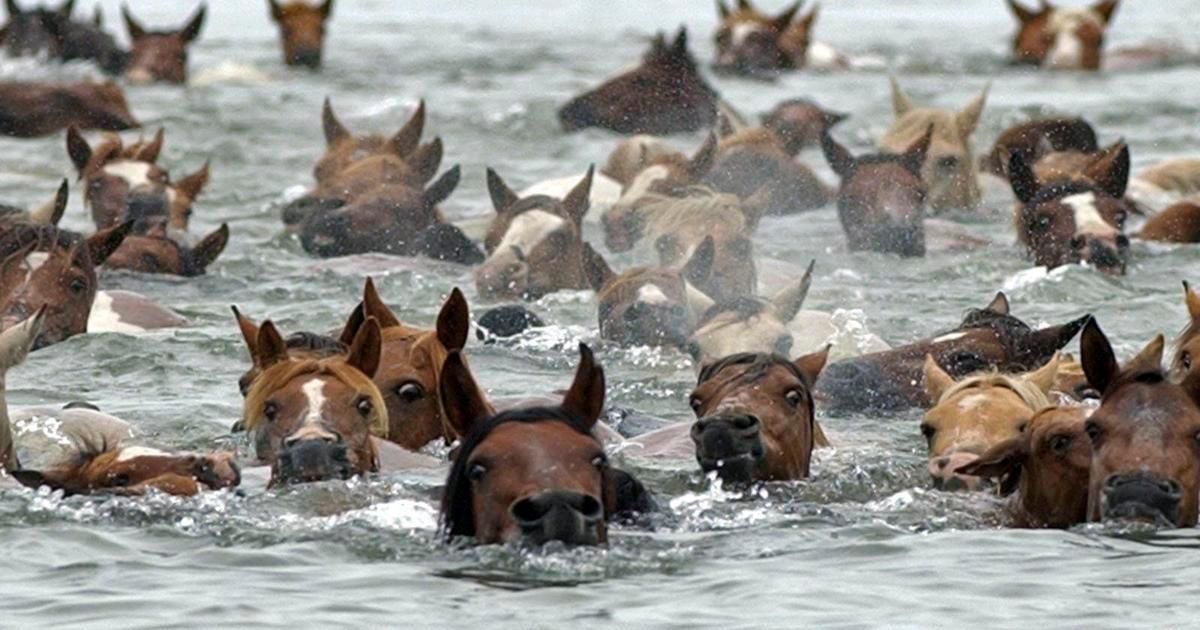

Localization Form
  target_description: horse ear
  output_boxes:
[439,350,491,438]
[254,319,289,369]
[923,354,956,403]
[889,76,914,117]
[85,220,133,266]
[121,4,146,39]
[321,97,350,146]
[66,126,92,176]
[1083,140,1130,199]
[716,0,729,19]
[320,0,334,19]
[1007,150,1039,203]
[337,302,365,347]
[654,233,682,266]
[391,99,425,156]
[687,133,718,182]
[134,127,164,163]
[1006,0,1040,22]
[268,0,283,21]
[1026,314,1089,358]
[736,0,752,10]
[29,179,68,226]
[1092,0,1118,24]
[562,165,594,227]
[0,306,45,371]
[408,137,444,185]
[901,124,934,175]
[485,167,519,213]
[582,242,615,292]
[346,317,382,379]
[1185,281,1200,323]
[58,0,75,17]
[770,259,814,323]
[682,236,715,288]
[190,223,229,271]
[956,436,1028,494]
[361,277,401,329]
[561,343,605,429]
[773,1,802,30]
[671,26,689,57]
[739,187,769,232]
[1026,352,1061,395]
[423,165,461,208]
[174,160,209,202]
[180,3,206,43]
[92,5,102,26]
[5,0,21,16]
[794,344,831,383]
[436,287,470,353]
[956,83,989,137]
[797,3,819,30]
[820,130,855,177]
[1125,334,1165,376]
[1080,317,1118,395]
[231,305,259,358]
[985,291,1010,315]
[716,113,736,139]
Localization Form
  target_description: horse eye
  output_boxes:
[110,473,131,487]
[1017,422,1028,433]
[1084,421,1103,444]
[591,454,608,469]
[1036,214,1053,229]
[1183,352,1192,370]
[263,402,279,423]
[785,389,803,408]
[356,397,372,417]
[468,463,487,482]
[396,382,425,403]
[69,278,86,294]
[1112,210,1127,226]
[920,423,936,444]
[688,396,703,415]
[1050,435,1072,455]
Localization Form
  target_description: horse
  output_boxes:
[602,135,680,187]
[821,125,932,257]
[1080,319,1200,527]
[268,0,333,69]
[103,223,229,277]
[44,4,128,76]
[1007,145,1133,275]
[1006,0,1119,70]
[310,98,427,186]
[0,0,61,57]
[475,166,594,300]
[978,117,1098,178]
[712,0,817,77]
[704,126,831,215]
[604,133,717,229]
[231,306,346,397]
[1027,139,1126,187]
[685,260,813,363]
[816,291,1088,412]
[1170,281,1200,383]
[121,3,206,84]
[956,406,1092,528]
[761,98,847,156]
[1138,201,1200,243]
[0,82,136,138]
[438,343,651,546]
[921,354,1059,491]
[881,79,988,212]
[0,179,68,227]
[558,27,718,135]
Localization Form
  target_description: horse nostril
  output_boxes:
[1115,234,1131,249]
[936,156,959,171]
[1069,235,1087,250]
[1160,479,1183,497]
[935,456,950,470]
[731,415,759,431]
[578,495,603,521]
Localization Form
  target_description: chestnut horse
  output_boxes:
[816,292,1088,412]
[712,0,817,76]
[978,117,1098,178]
[0,179,68,227]
[558,27,718,135]
[268,0,333,69]
[103,223,229,277]
[705,126,830,215]
[0,82,136,138]
[1080,319,1200,527]
[310,98,427,185]
[1171,281,1200,383]
[821,125,932,257]
[122,3,206,84]
[1007,0,1119,70]
[439,343,651,546]
[1138,200,1200,244]
[231,306,347,397]
[761,98,847,156]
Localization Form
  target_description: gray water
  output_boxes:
[1,1,1199,627]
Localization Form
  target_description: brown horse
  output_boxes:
[761,98,847,156]
[712,0,817,76]
[122,3,205,84]
[602,135,680,186]
[11,441,240,497]
[1138,201,1200,244]
[241,316,387,486]
[0,0,61,57]
[231,306,346,397]
[311,98,427,185]
[816,292,1088,412]
[821,125,932,256]
[605,133,718,229]
[439,343,649,546]
[705,126,830,215]
[1008,145,1133,274]
[268,0,332,69]
[978,117,1098,177]
[956,406,1091,528]
[558,27,718,135]
[475,166,594,300]
[103,223,229,277]
[1028,140,1126,187]
[0,81,136,138]
[1007,0,1119,70]
[1170,281,1200,383]
[686,261,813,363]
[1080,319,1200,527]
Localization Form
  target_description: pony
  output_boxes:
[122,3,206,84]
[231,306,347,397]
[881,79,988,211]
[103,223,229,277]
[821,125,932,257]
[0,82,136,138]
[978,117,1098,178]
[603,133,718,237]
[705,126,831,215]
[761,98,847,156]
[1026,139,1126,187]
[268,0,333,69]
[0,306,43,471]
[0,0,62,57]
[712,0,818,76]
[311,98,427,186]
[558,27,718,135]
[685,260,813,363]
[1006,0,1119,70]
[816,291,1088,412]
[602,135,680,187]
[44,3,128,76]
[1170,281,1200,383]
[1138,201,1200,244]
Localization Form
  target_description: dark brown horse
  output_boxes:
[0,82,136,138]
[712,0,817,76]
[268,0,332,69]
[558,27,718,135]
[761,98,847,156]
[821,125,932,257]
[1007,0,1119,70]
[122,3,206,84]
[705,126,830,215]
[1,1,127,74]
[815,292,1088,412]
[103,223,229,277]
[0,0,62,57]
[978,117,1098,177]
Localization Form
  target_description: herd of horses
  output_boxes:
[1,0,1200,547]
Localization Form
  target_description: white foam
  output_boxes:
[494,210,565,258]
[932,332,968,344]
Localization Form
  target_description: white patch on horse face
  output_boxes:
[933,331,967,344]
[1063,192,1117,236]
[731,22,763,47]
[955,393,989,414]
[23,252,49,277]
[1045,9,1098,68]
[622,165,670,203]
[301,378,328,427]
[102,161,153,188]
[637,283,670,305]
[86,291,147,334]
[115,445,169,462]
[494,210,564,259]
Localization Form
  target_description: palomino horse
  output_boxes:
[268,0,333,69]
[439,343,650,546]
[475,166,594,300]
[816,292,1088,412]
[882,79,988,211]
[1007,0,1119,70]
[705,126,830,215]
[1137,200,1200,244]
[1007,146,1133,274]
[957,406,1092,528]
[822,125,932,257]
[103,223,229,276]
[978,117,1098,178]
[685,260,813,362]
[558,27,718,135]
[0,82,136,138]
[1080,319,1200,527]
[921,354,1059,491]
[761,98,847,156]
[712,0,817,76]
[122,3,206,84]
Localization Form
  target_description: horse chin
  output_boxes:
[698,454,760,486]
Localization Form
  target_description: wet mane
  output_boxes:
[634,190,747,235]
[0,224,85,260]
[935,371,1053,412]
[696,297,769,328]
[241,356,388,436]
[698,352,808,388]
[285,331,346,355]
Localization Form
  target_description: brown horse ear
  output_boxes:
[716,0,729,19]
[957,435,1028,495]
[654,233,682,266]
[956,83,989,137]
[1080,317,1118,395]
[561,342,605,429]
[985,291,1010,315]
[682,236,715,288]
[180,3,206,43]
[1093,0,1118,23]
[770,259,814,322]
[436,287,470,353]
[121,4,146,39]
[174,160,209,202]
[562,165,594,227]
[923,354,956,403]
[797,3,818,30]
[671,26,689,57]
[320,0,334,19]
[255,319,289,369]
[321,97,350,146]
[1185,281,1200,323]
[716,113,736,139]
[901,124,934,176]
[1026,353,1061,395]
[736,0,752,11]
[409,137,444,185]
[268,0,283,21]
[392,99,425,156]
[134,128,164,163]
[1082,140,1130,199]
[85,220,133,266]
[1006,0,1041,22]
[93,4,102,26]
[191,223,229,270]
[582,242,615,292]
[1007,150,1039,203]
[485,168,519,212]
[439,349,492,438]
[889,76,915,117]
[30,179,69,226]
[1025,314,1089,358]
[346,317,382,378]
[66,126,92,176]
[687,133,718,182]
[361,277,401,329]
[820,130,855,177]
[773,0,802,30]
[231,305,260,358]
[1125,334,1165,375]
[338,302,365,347]
[794,344,831,383]
[423,165,461,208]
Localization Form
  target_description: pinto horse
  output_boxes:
[816,292,1088,412]
[438,343,650,546]
[712,0,817,76]
[1007,0,1119,70]
[268,0,333,69]
[558,27,718,135]
[122,3,205,84]
[0,82,136,138]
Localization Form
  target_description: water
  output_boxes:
[1,0,1199,627]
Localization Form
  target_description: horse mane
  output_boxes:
[696,297,770,328]
[284,331,346,355]
[697,352,808,387]
[0,224,84,260]
[241,357,388,436]
[935,371,1054,413]
[637,190,747,236]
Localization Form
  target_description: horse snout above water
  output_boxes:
[276,432,353,485]
[692,413,764,484]
[928,452,983,491]
[1102,473,1182,526]
[510,490,605,546]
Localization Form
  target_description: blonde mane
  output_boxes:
[242,357,389,437]
[937,371,1053,413]
[637,189,749,240]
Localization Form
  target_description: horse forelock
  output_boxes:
[242,357,388,437]
[936,370,1053,413]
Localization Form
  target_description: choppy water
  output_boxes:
[1,1,1200,627]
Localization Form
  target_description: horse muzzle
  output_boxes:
[929,452,986,492]
[510,490,604,546]
[1072,233,1129,275]
[692,413,764,484]
[1102,472,1182,527]
[274,437,352,485]
[287,48,322,69]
